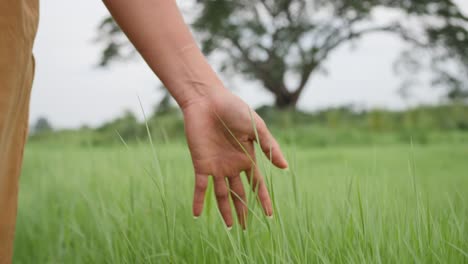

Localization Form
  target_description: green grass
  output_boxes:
[13,142,468,263]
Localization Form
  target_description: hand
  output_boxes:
[182,90,288,228]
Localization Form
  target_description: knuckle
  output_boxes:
[215,190,229,200]
[261,142,272,152]
[195,181,206,192]
[239,155,252,167]
[258,190,269,201]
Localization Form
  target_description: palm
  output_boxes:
[182,91,288,228]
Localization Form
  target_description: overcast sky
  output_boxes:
[30,0,467,128]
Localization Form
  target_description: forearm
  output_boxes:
[103,0,223,108]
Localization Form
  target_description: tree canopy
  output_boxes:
[33,117,53,134]
[97,0,468,108]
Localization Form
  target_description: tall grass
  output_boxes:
[13,142,468,263]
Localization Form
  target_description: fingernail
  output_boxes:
[193,216,199,220]
[283,167,290,172]
[227,226,233,231]
[267,214,274,219]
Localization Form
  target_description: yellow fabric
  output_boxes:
[0,0,39,262]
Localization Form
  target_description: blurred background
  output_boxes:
[29,0,468,147]
[16,2,468,261]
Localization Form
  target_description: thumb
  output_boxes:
[255,117,288,169]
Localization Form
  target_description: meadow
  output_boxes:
[13,141,467,263]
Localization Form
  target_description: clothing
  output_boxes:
[0,0,39,263]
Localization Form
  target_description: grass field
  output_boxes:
[13,142,468,263]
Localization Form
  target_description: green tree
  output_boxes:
[96,110,140,141]
[97,0,468,109]
[33,117,53,134]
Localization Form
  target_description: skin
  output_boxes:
[104,0,288,228]
[184,90,288,228]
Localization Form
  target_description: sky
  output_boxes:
[30,0,468,128]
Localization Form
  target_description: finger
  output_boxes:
[228,176,247,229]
[255,118,288,169]
[214,177,234,228]
[245,167,273,217]
[193,173,208,218]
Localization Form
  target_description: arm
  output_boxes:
[103,0,288,228]
[103,0,218,109]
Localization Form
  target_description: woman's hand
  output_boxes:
[104,0,288,229]
[182,90,288,228]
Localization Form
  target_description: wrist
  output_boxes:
[176,83,225,112]
[167,44,226,110]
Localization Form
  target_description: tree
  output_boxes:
[33,117,53,134]
[97,0,468,109]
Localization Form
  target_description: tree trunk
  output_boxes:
[274,91,299,109]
